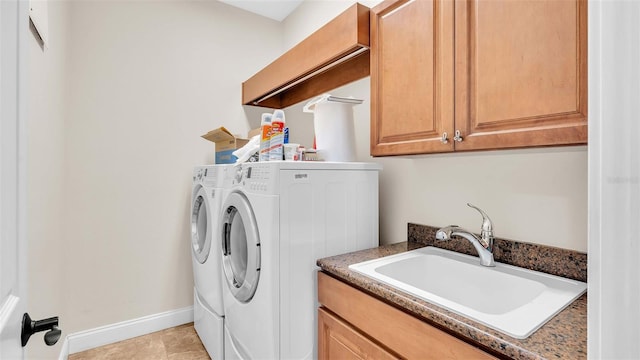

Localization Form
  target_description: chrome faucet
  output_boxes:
[435,204,495,267]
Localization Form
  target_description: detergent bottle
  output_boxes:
[269,110,286,161]
[259,113,272,162]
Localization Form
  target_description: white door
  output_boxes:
[191,186,212,265]
[220,192,261,303]
[0,0,28,358]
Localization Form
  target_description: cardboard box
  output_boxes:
[201,127,249,164]
[248,127,261,139]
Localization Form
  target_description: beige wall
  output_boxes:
[27,2,70,358]
[283,0,588,252]
[27,1,281,358]
[62,0,281,332]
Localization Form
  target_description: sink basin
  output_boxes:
[348,246,586,339]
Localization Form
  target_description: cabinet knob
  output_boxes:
[441,132,449,144]
[454,130,463,142]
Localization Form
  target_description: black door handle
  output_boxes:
[21,313,61,347]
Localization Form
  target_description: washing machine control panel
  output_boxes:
[234,167,245,183]
[193,166,219,187]
[193,167,205,182]
[235,163,276,194]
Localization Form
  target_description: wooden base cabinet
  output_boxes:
[318,308,400,360]
[318,272,497,360]
[370,0,587,156]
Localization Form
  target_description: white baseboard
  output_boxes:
[59,306,193,358]
[58,336,69,360]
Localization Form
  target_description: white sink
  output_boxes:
[348,246,587,339]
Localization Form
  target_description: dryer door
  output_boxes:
[191,186,211,264]
[221,191,261,303]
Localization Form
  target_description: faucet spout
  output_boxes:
[435,226,495,267]
[435,204,496,267]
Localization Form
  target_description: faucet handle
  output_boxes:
[467,203,493,233]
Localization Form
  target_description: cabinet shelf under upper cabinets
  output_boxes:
[242,3,371,109]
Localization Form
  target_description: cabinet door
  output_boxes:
[318,272,498,360]
[318,308,400,360]
[454,0,587,150]
[370,0,455,156]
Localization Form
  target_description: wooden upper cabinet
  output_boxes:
[371,0,587,156]
[454,0,588,150]
[370,0,455,156]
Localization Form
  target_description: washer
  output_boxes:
[219,161,381,360]
[191,165,228,360]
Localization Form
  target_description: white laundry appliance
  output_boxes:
[191,165,228,360]
[219,161,381,360]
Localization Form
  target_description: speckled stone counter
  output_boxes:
[317,224,587,360]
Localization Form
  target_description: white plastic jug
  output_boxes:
[303,94,363,162]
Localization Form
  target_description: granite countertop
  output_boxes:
[317,226,587,360]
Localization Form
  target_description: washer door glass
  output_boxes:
[191,187,211,264]
[221,191,260,303]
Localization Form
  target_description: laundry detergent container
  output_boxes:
[303,94,363,162]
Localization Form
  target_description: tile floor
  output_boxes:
[68,323,210,360]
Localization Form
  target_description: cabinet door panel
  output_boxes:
[371,0,455,155]
[318,308,400,360]
[455,0,587,150]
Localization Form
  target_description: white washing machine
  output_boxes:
[191,165,228,360]
[219,161,381,360]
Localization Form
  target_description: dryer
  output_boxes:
[219,162,381,360]
[191,165,228,360]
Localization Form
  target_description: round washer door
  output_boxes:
[191,186,211,264]
[221,191,261,303]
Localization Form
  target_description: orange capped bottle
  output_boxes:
[259,113,272,162]
[269,110,286,161]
